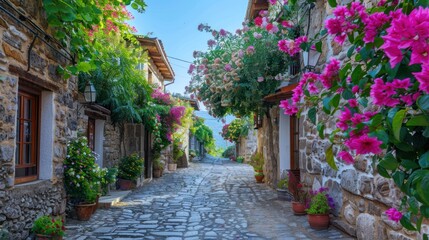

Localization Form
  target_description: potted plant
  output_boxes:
[288,171,308,215]
[153,155,164,178]
[101,167,118,196]
[254,172,264,183]
[64,136,101,221]
[32,215,65,240]
[276,176,292,201]
[306,188,334,230]
[236,156,244,163]
[249,152,264,172]
[170,139,184,171]
[117,153,144,190]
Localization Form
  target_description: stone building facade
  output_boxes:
[237,128,258,163]
[0,0,76,238]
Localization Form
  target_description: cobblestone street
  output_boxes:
[65,157,355,240]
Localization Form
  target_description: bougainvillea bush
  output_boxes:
[279,0,429,236]
[221,118,250,143]
[186,0,311,117]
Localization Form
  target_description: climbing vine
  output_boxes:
[42,0,146,76]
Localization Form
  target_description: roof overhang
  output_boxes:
[136,36,175,81]
[263,83,298,103]
[245,0,269,20]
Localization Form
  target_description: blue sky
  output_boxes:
[130,0,248,98]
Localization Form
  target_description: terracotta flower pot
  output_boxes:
[92,195,100,214]
[75,203,96,221]
[308,213,330,230]
[255,175,264,183]
[153,169,162,178]
[118,179,134,190]
[291,201,306,215]
[168,163,177,171]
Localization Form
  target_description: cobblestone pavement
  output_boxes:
[65,157,355,240]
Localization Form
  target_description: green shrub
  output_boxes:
[249,152,264,171]
[222,145,235,158]
[117,153,144,181]
[307,192,330,215]
[32,215,65,237]
[277,177,289,190]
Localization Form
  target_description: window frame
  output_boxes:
[15,86,41,184]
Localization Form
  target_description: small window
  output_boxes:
[15,90,39,184]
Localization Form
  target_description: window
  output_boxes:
[15,89,39,184]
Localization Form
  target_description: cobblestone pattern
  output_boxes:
[65,158,354,240]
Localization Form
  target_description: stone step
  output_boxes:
[98,190,132,208]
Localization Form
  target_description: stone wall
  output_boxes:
[257,106,280,187]
[238,128,257,162]
[297,0,429,239]
[103,120,120,168]
[0,0,76,238]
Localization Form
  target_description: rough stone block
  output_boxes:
[2,43,25,64]
[0,145,14,162]
[356,213,376,240]
[340,169,359,195]
[388,231,414,240]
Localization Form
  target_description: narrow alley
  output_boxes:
[65,157,354,240]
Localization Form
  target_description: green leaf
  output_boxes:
[407,115,429,126]
[416,0,429,7]
[379,153,398,170]
[351,65,364,83]
[417,95,429,112]
[417,175,429,205]
[392,109,406,141]
[368,64,382,78]
[420,206,429,218]
[308,107,317,125]
[370,114,383,128]
[76,61,94,73]
[419,151,429,168]
[347,45,355,58]
[317,123,325,139]
[408,197,419,215]
[392,171,405,187]
[401,159,420,170]
[377,164,391,178]
[424,234,429,240]
[339,63,351,81]
[315,41,322,53]
[331,94,340,109]
[326,145,338,171]
[342,89,354,100]
[358,98,368,108]
[323,97,331,114]
[328,0,337,7]
[400,216,417,231]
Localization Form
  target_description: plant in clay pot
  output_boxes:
[306,187,335,230]
[117,153,144,190]
[32,215,65,240]
[153,155,164,178]
[254,172,264,183]
[288,171,308,215]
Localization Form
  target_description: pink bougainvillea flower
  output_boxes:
[281,20,293,28]
[279,100,298,115]
[352,85,360,94]
[363,12,389,43]
[382,7,429,67]
[246,46,255,55]
[187,64,195,74]
[385,208,403,222]
[346,135,383,155]
[224,64,232,72]
[219,29,227,36]
[269,0,277,5]
[338,151,354,164]
[207,39,216,47]
[348,99,358,108]
[257,76,264,82]
[278,36,307,56]
[319,58,341,88]
[414,64,429,93]
[253,32,262,39]
[254,16,263,26]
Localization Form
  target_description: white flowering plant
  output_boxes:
[64,136,101,204]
